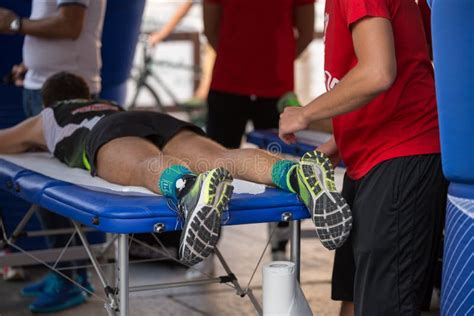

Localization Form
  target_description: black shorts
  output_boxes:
[85,111,205,175]
[331,154,447,316]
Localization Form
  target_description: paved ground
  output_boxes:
[0,220,341,316]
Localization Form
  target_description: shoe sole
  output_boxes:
[299,151,352,250]
[179,167,234,266]
[29,293,86,313]
[22,285,94,298]
[21,290,42,297]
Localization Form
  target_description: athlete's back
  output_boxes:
[40,99,122,168]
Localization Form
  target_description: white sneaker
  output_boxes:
[185,254,215,280]
[0,250,26,281]
[2,265,26,281]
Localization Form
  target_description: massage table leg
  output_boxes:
[73,221,119,314]
[3,205,37,246]
[214,247,263,315]
[118,234,130,316]
[290,220,301,282]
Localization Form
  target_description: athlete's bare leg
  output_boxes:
[163,130,282,185]
[95,136,189,194]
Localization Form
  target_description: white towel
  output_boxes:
[0,153,266,196]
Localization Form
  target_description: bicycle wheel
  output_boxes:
[126,70,165,111]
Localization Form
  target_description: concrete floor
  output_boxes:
[0,220,340,316]
[0,221,441,316]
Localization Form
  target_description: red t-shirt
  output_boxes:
[324,0,441,179]
[207,0,314,97]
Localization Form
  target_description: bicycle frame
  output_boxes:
[127,39,201,112]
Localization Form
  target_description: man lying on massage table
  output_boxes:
[0,72,352,265]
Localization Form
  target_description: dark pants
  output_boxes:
[22,88,43,117]
[206,90,280,148]
[207,90,289,252]
[331,155,447,316]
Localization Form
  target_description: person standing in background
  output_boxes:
[0,0,105,116]
[0,0,106,312]
[203,0,315,261]
[279,0,446,314]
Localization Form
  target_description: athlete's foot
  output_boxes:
[296,151,352,250]
[178,167,234,266]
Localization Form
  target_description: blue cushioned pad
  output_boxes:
[246,130,317,157]
[448,182,474,199]
[0,159,309,234]
[246,130,346,167]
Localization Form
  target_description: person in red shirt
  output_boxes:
[279,0,446,315]
[203,0,315,260]
[203,0,315,147]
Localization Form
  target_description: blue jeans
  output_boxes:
[22,88,43,117]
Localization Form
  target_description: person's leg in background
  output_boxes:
[206,90,251,148]
[250,96,291,261]
[331,174,357,316]
[192,44,216,101]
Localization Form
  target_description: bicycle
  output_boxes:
[126,35,207,126]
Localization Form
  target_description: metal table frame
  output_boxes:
[1,204,303,316]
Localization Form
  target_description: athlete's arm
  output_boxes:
[148,1,193,47]
[0,5,85,39]
[203,2,222,51]
[294,3,315,57]
[0,116,47,154]
[279,17,397,143]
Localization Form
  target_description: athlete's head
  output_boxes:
[42,72,91,108]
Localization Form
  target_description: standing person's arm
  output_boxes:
[203,1,222,51]
[0,4,86,39]
[148,1,194,47]
[294,3,315,57]
[279,17,397,143]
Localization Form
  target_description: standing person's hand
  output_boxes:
[11,63,27,87]
[279,106,308,144]
[0,8,17,34]
[148,32,165,47]
[317,136,340,167]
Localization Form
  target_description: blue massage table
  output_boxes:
[0,155,310,316]
[246,129,346,169]
[246,129,330,157]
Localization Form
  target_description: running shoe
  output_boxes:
[296,151,352,250]
[21,270,94,297]
[178,167,234,266]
